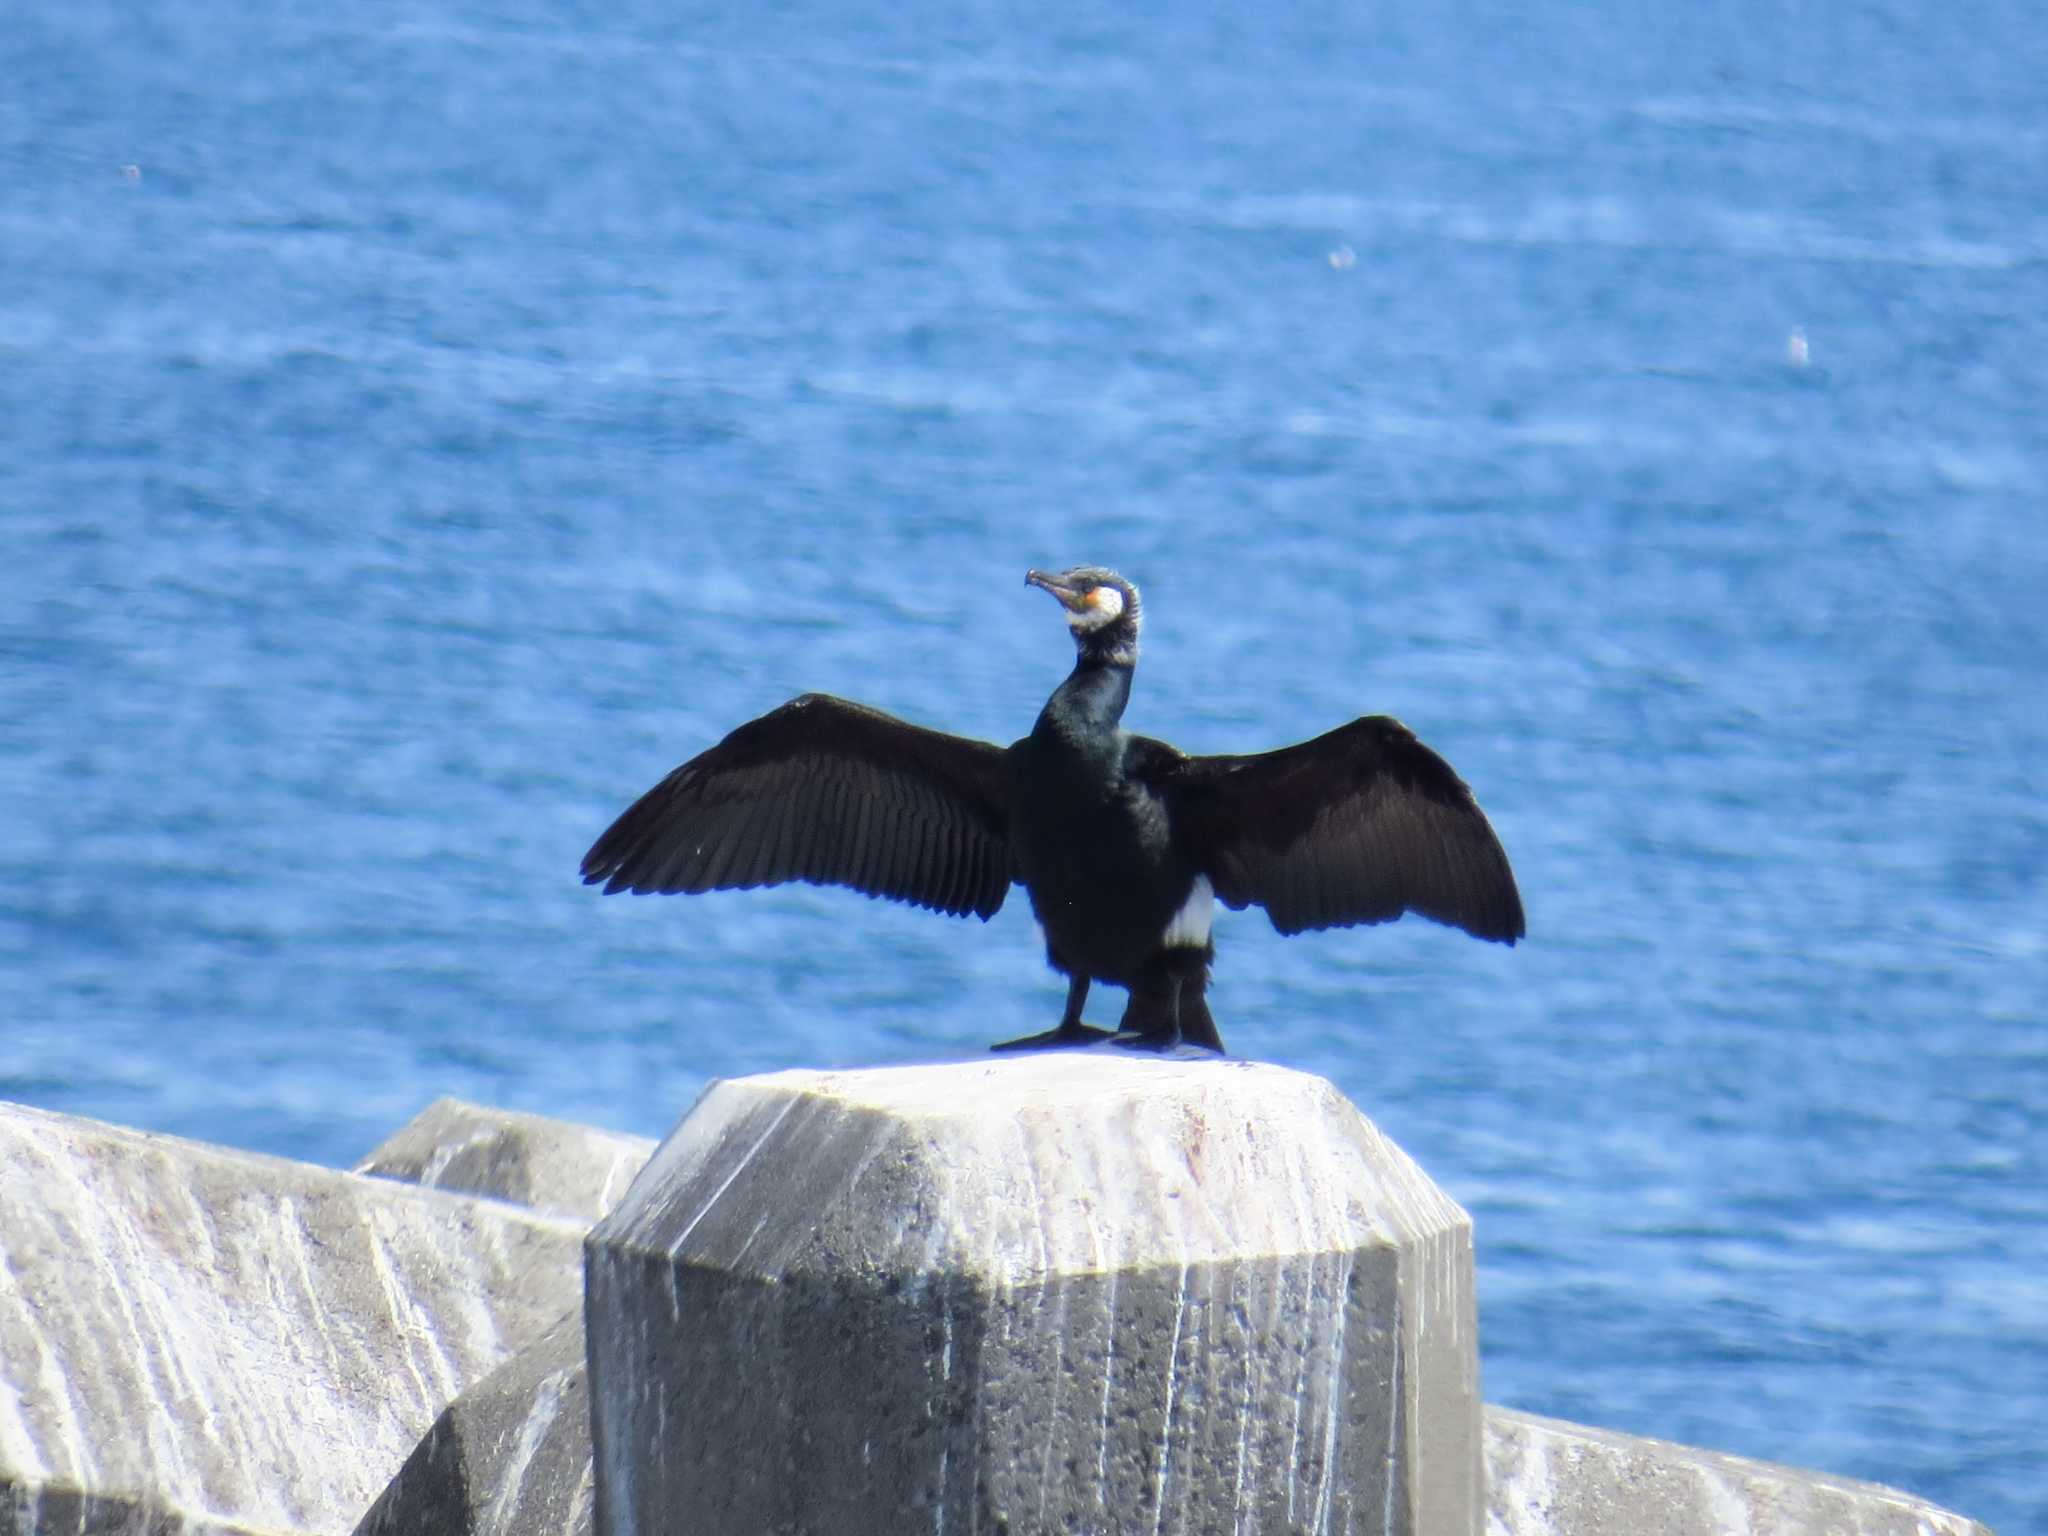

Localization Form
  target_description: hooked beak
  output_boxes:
[1025,568,1086,613]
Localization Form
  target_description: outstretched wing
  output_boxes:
[581,693,1015,919]
[1137,716,1524,941]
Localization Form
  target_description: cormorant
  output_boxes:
[581,567,1524,1053]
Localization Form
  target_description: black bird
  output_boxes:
[581,567,1524,1053]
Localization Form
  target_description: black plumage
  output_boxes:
[582,566,1524,1054]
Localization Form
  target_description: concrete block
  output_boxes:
[1484,1407,1994,1536]
[341,1099,1992,1536]
[353,1311,593,1536]
[344,1347,2000,1536]
[0,1100,589,1536]
[356,1099,655,1224]
[585,1056,1482,1536]
[1,1481,277,1536]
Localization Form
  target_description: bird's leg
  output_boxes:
[1114,949,1223,1054]
[1112,967,1182,1051]
[990,973,1115,1052]
[1173,955,1224,1053]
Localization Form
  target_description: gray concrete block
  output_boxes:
[353,1311,593,1536]
[355,1099,655,1224]
[585,1056,1482,1536]
[344,1345,1999,1536]
[3,1090,1993,1536]
[1484,1407,1994,1536]
[0,1100,589,1536]
[1,1480,278,1536]
[337,1095,1993,1536]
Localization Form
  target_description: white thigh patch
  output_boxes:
[1159,875,1215,949]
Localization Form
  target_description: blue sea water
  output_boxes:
[3,0,2045,1526]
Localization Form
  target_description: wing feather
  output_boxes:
[581,693,1015,920]
[840,777,874,891]
[701,796,755,890]
[1142,715,1524,942]
[756,775,797,886]
[733,790,781,888]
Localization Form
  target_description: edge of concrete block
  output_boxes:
[355,1097,657,1224]
[0,1098,592,1536]
[1484,1405,1996,1536]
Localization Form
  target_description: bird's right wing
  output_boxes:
[581,693,1014,919]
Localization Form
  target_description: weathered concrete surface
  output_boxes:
[348,1094,1993,1536]
[0,1100,590,1536]
[348,1342,2000,1536]
[1484,1407,1994,1536]
[0,1089,1999,1536]
[0,1481,279,1536]
[586,1056,1482,1536]
[352,1311,592,1536]
[356,1100,654,1225]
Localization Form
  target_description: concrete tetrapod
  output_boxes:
[356,1098,655,1224]
[0,1100,589,1535]
[584,1055,1481,1536]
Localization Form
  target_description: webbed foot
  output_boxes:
[990,1020,1118,1052]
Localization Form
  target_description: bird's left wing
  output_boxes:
[1132,715,1524,941]
[581,693,1014,919]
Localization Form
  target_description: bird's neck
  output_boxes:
[1042,658,1134,740]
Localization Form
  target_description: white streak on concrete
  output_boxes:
[1486,1422,1554,1536]
[729,1212,775,1268]
[600,1148,645,1214]
[1283,1258,1311,1527]
[1149,1262,1191,1536]
[484,1364,567,1533]
[419,1129,492,1188]
[1036,1277,1070,1526]
[0,1376,43,1483]
[667,1099,797,1258]
[1230,1279,1257,1536]
[1094,1266,1120,1506]
[566,1459,597,1534]
[1312,1251,1354,1534]
[94,1183,184,1479]
[1700,1454,1755,1535]
[362,1212,440,1419]
[277,1198,351,1405]
[0,1248,56,1482]
[1382,1339,1401,1536]
[934,1298,955,1536]
[0,1099,587,1536]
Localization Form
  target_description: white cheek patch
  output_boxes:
[1159,874,1214,949]
[1068,584,1125,632]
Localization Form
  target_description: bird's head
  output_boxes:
[1026,566,1141,666]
